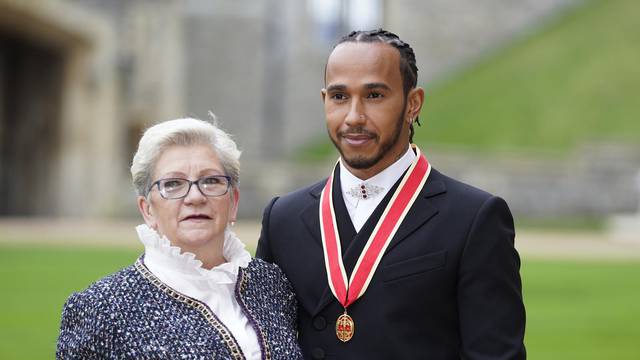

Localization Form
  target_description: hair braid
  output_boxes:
[334,29,421,142]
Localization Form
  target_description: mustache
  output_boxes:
[338,127,377,138]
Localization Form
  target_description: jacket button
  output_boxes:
[313,316,327,330]
[311,347,325,359]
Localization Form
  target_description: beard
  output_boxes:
[330,102,406,170]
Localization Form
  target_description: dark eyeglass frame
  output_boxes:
[147,175,232,199]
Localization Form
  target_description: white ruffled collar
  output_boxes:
[136,224,252,287]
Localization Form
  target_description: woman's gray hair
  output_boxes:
[131,117,241,197]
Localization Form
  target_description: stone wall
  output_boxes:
[237,143,640,220]
[0,0,119,216]
[3,0,614,220]
[182,0,590,216]
[0,0,185,217]
[427,143,640,218]
[182,0,327,162]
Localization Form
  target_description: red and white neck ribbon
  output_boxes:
[319,145,431,308]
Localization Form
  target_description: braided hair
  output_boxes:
[332,29,421,141]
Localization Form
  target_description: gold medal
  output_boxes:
[336,311,355,342]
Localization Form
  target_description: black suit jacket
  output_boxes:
[257,168,526,359]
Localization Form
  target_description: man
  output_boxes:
[257,29,526,359]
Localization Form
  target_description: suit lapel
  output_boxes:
[300,181,338,316]
[300,182,325,248]
[383,174,446,255]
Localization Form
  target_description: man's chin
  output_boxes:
[332,139,382,170]
[342,154,379,170]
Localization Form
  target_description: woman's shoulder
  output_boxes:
[64,263,142,309]
[244,258,293,292]
[242,259,297,316]
[59,263,144,347]
[246,257,285,278]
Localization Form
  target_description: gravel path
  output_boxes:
[1,217,639,260]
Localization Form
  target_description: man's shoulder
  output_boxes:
[270,178,326,209]
[430,168,497,204]
[428,168,514,232]
[282,178,326,199]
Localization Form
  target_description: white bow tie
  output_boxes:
[347,183,384,200]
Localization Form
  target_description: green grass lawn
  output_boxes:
[0,245,140,359]
[300,0,640,160]
[523,260,640,359]
[417,0,640,152]
[1,244,639,359]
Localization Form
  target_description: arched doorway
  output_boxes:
[0,30,64,215]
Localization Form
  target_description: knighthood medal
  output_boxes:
[336,310,355,342]
[319,144,431,342]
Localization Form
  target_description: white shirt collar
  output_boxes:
[340,146,416,206]
[136,224,252,288]
[339,146,416,232]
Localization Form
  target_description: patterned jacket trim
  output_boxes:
[134,257,247,360]
[235,267,272,360]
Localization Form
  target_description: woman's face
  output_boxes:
[137,144,238,253]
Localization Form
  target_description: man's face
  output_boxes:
[322,42,411,179]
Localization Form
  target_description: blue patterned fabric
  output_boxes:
[57,257,302,359]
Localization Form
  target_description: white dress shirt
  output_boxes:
[136,224,261,360]
[340,146,416,232]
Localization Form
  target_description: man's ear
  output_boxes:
[406,87,425,122]
[137,196,157,230]
[321,88,327,103]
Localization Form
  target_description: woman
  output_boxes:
[57,118,302,359]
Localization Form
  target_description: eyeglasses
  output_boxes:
[148,175,232,199]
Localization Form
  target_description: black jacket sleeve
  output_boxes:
[256,196,279,262]
[457,196,527,359]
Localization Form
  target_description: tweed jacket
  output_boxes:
[57,257,303,360]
